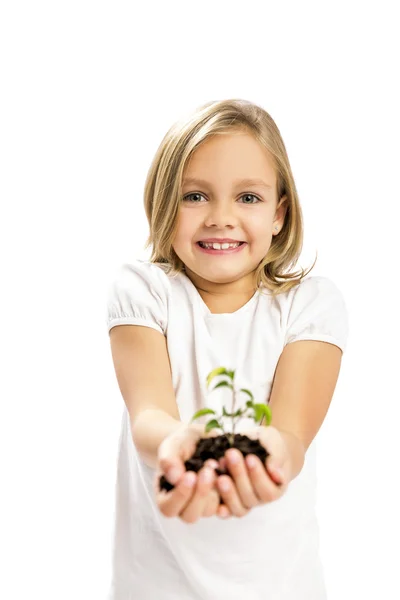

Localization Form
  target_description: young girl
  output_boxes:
[106,99,349,600]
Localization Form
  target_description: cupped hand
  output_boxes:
[215,426,290,518]
[154,423,231,523]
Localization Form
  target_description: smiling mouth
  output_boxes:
[198,241,245,250]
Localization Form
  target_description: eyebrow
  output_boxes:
[182,177,273,190]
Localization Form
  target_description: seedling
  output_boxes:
[159,366,272,496]
[190,366,272,443]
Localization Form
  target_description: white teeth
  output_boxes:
[200,242,241,250]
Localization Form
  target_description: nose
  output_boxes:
[204,201,238,229]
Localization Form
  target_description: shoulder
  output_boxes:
[105,259,172,334]
[289,275,346,304]
[108,259,172,299]
[268,275,346,312]
[112,259,170,285]
[281,275,349,352]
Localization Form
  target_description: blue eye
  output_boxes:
[182,193,262,203]
[239,194,261,204]
[182,193,205,202]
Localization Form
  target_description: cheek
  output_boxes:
[246,215,273,241]
[173,212,196,245]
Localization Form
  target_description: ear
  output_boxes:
[274,195,288,230]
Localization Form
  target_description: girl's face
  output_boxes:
[172,131,287,292]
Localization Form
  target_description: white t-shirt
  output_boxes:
[105,260,349,600]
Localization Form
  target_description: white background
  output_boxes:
[1,1,399,598]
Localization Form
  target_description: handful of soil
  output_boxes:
[159,433,269,502]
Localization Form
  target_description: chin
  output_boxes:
[195,266,248,285]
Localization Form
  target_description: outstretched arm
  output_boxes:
[268,338,343,481]
[215,339,343,518]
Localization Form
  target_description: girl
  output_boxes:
[106,99,349,599]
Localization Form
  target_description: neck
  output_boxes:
[184,267,258,313]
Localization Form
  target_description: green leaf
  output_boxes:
[223,407,243,417]
[190,408,216,422]
[227,369,235,380]
[206,367,230,387]
[246,400,254,409]
[263,405,272,426]
[211,380,233,392]
[205,419,223,433]
[252,403,272,426]
[240,388,254,402]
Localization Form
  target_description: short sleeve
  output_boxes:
[284,276,349,353]
[105,260,169,335]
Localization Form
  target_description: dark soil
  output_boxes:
[159,433,269,502]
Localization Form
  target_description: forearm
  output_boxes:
[278,429,306,482]
[131,409,184,469]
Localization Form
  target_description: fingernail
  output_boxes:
[167,467,181,484]
[219,478,230,492]
[246,455,257,468]
[205,459,218,470]
[228,450,239,464]
[200,468,213,483]
[183,472,196,487]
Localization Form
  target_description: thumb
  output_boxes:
[245,426,286,467]
[158,434,187,485]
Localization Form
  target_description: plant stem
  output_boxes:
[226,387,237,446]
[231,387,236,436]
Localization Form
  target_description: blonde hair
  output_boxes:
[143,98,317,297]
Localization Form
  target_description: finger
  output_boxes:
[162,464,186,486]
[204,458,219,470]
[217,475,249,518]
[157,426,201,484]
[202,488,221,517]
[255,426,288,467]
[225,449,260,508]
[179,467,216,523]
[157,444,186,485]
[245,427,289,483]
[218,456,227,472]
[157,471,197,518]
[153,466,184,495]
[217,503,231,519]
[265,457,286,486]
[258,428,289,486]
[245,454,285,502]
